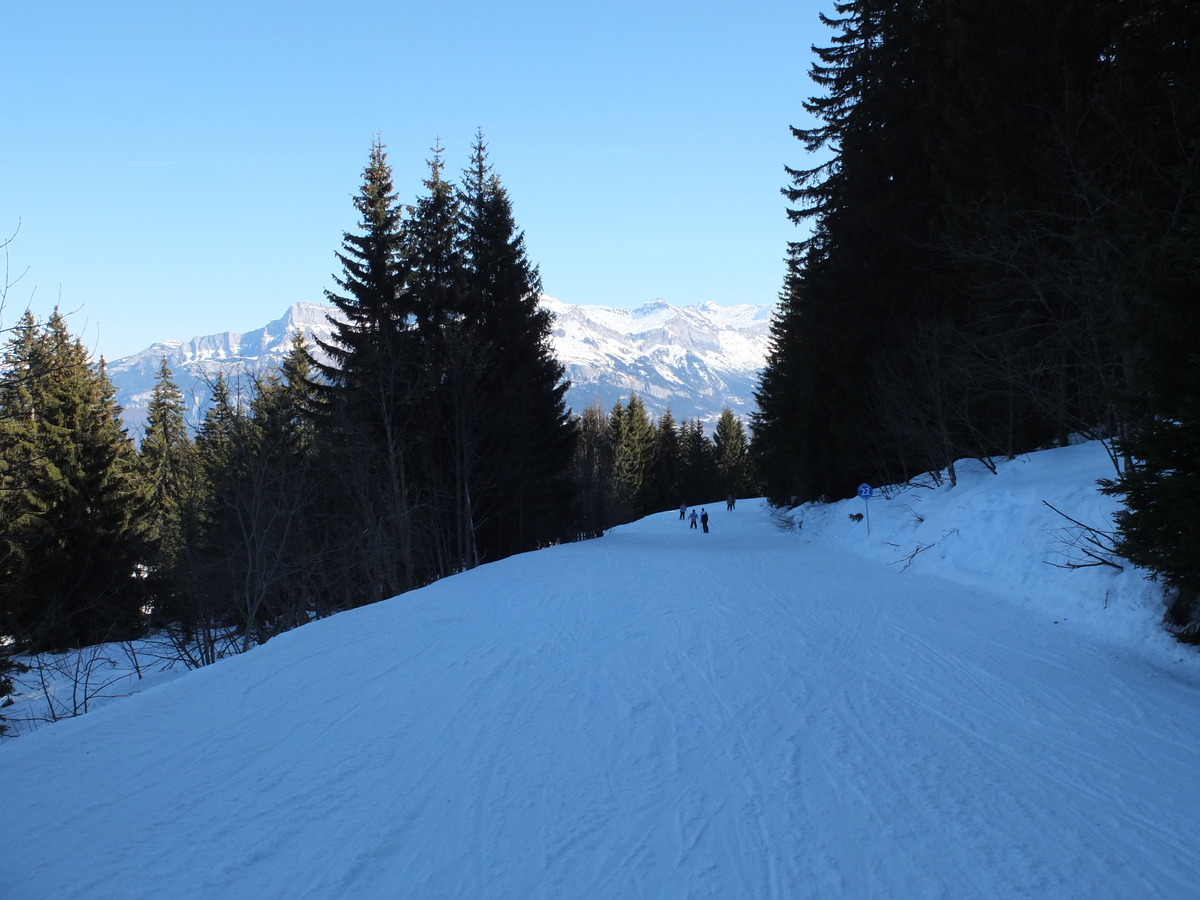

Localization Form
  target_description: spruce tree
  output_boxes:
[1103,368,1200,632]
[313,138,421,600]
[194,375,238,482]
[713,407,751,499]
[650,409,682,512]
[0,310,146,650]
[752,267,817,505]
[570,402,618,537]
[454,132,575,559]
[754,0,958,500]
[1097,0,1200,632]
[406,144,472,571]
[754,0,1118,502]
[217,339,327,648]
[0,650,26,735]
[166,374,241,655]
[679,419,719,506]
[407,142,464,338]
[613,393,656,517]
[139,358,195,568]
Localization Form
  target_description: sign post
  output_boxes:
[857,483,874,535]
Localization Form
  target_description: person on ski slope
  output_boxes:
[679,502,687,520]
[689,509,699,529]
[726,494,735,511]
[701,509,710,533]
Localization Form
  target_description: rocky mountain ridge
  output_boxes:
[107,297,774,435]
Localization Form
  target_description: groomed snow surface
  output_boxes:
[3,442,1199,899]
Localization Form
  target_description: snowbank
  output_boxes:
[779,442,1179,661]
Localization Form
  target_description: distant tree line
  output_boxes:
[572,395,753,535]
[753,1,1200,631]
[0,137,755,703]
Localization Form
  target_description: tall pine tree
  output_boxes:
[314,138,422,599]
[457,133,575,558]
[1098,0,1200,632]
[139,358,195,569]
[754,0,1128,502]
[649,408,682,512]
[714,407,751,499]
[612,394,656,517]
[406,143,473,573]
[0,310,145,650]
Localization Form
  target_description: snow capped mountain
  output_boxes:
[107,298,775,435]
[107,302,338,434]
[544,297,772,424]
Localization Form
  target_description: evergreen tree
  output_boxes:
[451,132,575,560]
[139,358,195,568]
[570,402,618,537]
[0,650,26,735]
[177,360,327,653]
[752,267,816,504]
[1102,362,1200,632]
[1097,0,1200,632]
[679,418,719,506]
[407,142,464,338]
[194,375,238,484]
[407,143,472,572]
[163,374,241,662]
[650,408,682,511]
[612,394,656,517]
[713,407,751,499]
[223,340,327,648]
[754,0,1122,502]
[399,144,470,576]
[313,138,422,600]
[0,310,146,650]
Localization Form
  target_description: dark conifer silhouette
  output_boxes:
[314,137,421,599]
[451,132,575,561]
[0,311,145,650]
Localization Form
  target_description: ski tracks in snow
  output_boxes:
[2,506,1199,899]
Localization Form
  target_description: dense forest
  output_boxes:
[752,0,1200,633]
[0,137,753,727]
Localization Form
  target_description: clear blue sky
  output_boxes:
[2,0,826,360]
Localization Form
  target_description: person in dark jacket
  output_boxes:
[701,509,709,533]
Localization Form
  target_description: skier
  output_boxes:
[689,509,699,530]
[726,494,735,511]
[701,509,709,533]
[679,502,687,520]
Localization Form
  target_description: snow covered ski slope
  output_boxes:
[2,444,1199,899]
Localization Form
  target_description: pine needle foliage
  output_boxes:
[0,310,146,650]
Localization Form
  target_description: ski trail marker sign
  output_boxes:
[857,484,873,534]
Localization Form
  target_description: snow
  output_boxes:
[541,296,772,422]
[108,296,774,434]
[543,295,770,373]
[786,444,1172,659]
[2,441,1198,899]
[1,638,188,735]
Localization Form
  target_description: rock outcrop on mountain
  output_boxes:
[544,298,772,424]
[108,303,338,435]
[107,298,774,435]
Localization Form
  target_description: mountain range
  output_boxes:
[107,297,775,435]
